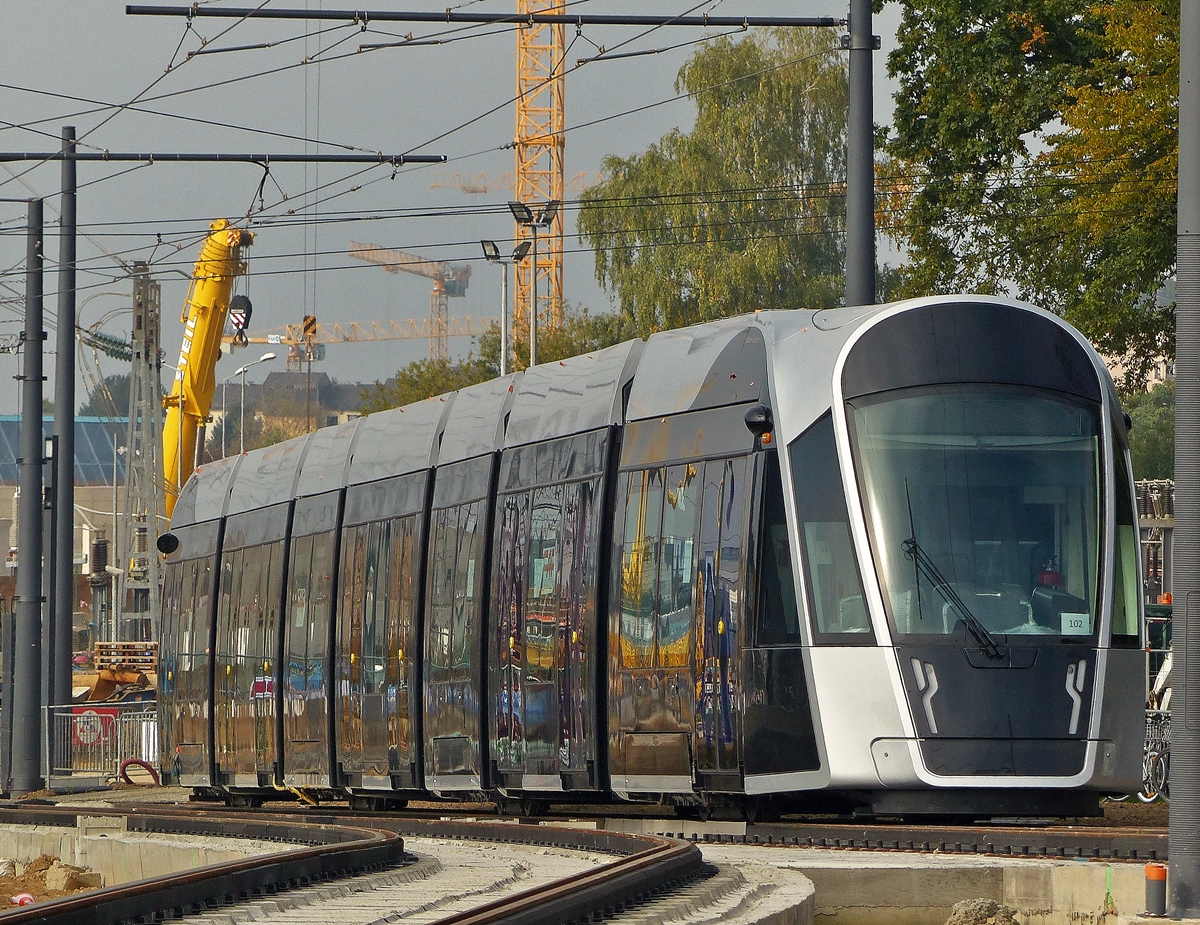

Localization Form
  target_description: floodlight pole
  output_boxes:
[1171,0,1200,915]
[845,0,876,307]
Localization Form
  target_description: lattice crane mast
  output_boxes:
[347,241,472,361]
[514,0,566,339]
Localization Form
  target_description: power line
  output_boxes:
[126,6,846,28]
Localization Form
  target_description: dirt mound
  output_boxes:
[0,854,99,904]
[945,899,1020,925]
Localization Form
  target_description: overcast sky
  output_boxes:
[0,1,900,416]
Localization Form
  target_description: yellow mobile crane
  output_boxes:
[163,219,254,519]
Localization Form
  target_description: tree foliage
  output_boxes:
[1126,377,1174,480]
[579,28,848,334]
[881,0,1177,388]
[359,305,635,414]
[79,373,130,417]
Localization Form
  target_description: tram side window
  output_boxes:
[617,466,700,668]
[288,536,313,696]
[619,469,662,668]
[527,486,562,684]
[789,414,873,641]
[428,501,485,671]
[755,453,803,646]
[659,464,698,667]
[160,562,183,693]
[1111,432,1141,647]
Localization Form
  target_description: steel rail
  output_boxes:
[179,808,709,925]
[0,804,706,925]
[0,805,405,925]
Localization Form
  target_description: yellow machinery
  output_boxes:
[163,219,254,519]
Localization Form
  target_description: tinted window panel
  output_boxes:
[789,414,874,642]
[755,453,803,646]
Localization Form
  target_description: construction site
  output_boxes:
[1,1,574,724]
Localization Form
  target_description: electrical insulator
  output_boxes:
[91,537,108,574]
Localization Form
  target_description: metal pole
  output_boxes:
[222,378,228,459]
[844,0,876,307]
[500,261,509,378]
[53,125,76,711]
[1171,0,1200,915]
[112,429,118,565]
[13,197,45,796]
[529,226,538,368]
[240,369,247,455]
[42,437,56,717]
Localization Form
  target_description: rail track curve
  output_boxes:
[0,804,704,925]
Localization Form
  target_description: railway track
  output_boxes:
[167,798,1167,862]
[0,804,704,925]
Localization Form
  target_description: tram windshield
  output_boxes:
[848,384,1101,641]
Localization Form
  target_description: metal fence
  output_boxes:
[42,702,158,789]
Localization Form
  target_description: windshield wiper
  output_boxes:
[901,536,1005,659]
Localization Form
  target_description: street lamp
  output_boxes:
[481,239,531,376]
[234,352,277,455]
[508,200,559,368]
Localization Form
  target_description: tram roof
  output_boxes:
[626,315,768,421]
[173,453,239,527]
[295,416,360,497]
[437,373,521,465]
[346,394,453,486]
[505,340,643,448]
[226,431,310,516]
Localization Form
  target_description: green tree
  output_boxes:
[881,0,1176,387]
[579,27,848,334]
[1126,378,1174,480]
[360,305,636,413]
[360,355,494,415]
[1019,0,1177,385]
[79,374,131,418]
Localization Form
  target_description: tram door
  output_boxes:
[613,465,698,790]
[493,492,527,779]
[693,458,746,786]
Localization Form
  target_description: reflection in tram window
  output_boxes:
[849,386,1101,639]
[619,469,661,668]
[658,464,698,667]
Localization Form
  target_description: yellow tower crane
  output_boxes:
[163,219,254,519]
[514,0,566,341]
[347,241,472,361]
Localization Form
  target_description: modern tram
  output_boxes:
[158,295,1146,817]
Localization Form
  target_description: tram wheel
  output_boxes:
[742,797,778,824]
[520,798,549,817]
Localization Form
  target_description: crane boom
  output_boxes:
[347,241,472,361]
[163,218,254,519]
[222,316,496,370]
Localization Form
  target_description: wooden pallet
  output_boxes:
[94,641,158,673]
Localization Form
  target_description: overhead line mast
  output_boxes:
[126,6,862,336]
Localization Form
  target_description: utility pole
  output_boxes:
[52,126,76,709]
[1171,0,1200,915]
[121,263,164,641]
[844,0,877,307]
[13,198,45,797]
